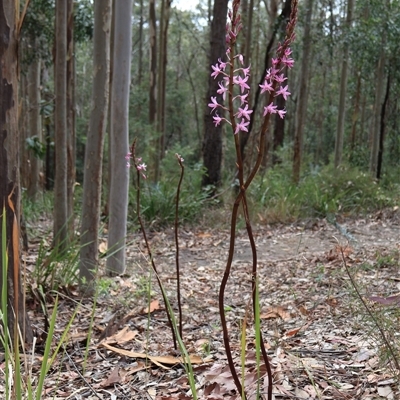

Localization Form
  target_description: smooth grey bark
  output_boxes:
[80,0,112,288]
[106,0,133,275]
[27,54,42,199]
[334,0,354,168]
[54,0,68,249]
[292,0,313,184]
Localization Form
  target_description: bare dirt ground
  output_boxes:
[19,209,400,399]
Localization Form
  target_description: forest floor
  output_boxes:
[19,209,400,399]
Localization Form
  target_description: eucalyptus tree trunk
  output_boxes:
[334,0,354,168]
[106,0,133,276]
[157,0,172,163]
[0,0,33,343]
[376,72,390,181]
[349,70,361,158]
[149,0,157,124]
[138,0,144,85]
[369,35,386,178]
[20,72,30,190]
[67,0,76,235]
[202,0,229,188]
[149,0,157,181]
[292,0,313,184]
[54,0,68,249]
[27,52,42,200]
[80,0,112,289]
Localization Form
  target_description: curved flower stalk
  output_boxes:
[174,153,185,339]
[127,140,178,349]
[209,1,298,399]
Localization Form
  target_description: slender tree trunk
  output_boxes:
[369,35,386,178]
[80,0,112,289]
[27,54,42,200]
[54,0,68,249]
[157,0,171,160]
[106,0,133,275]
[202,0,229,188]
[149,0,157,123]
[334,0,354,168]
[19,72,30,190]
[315,68,326,165]
[350,70,361,158]
[149,0,158,181]
[138,0,144,85]
[376,72,390,181]
[293,0,313,184]
[67,0,76,235]
[156,0,171,165]
[0,0,33,344]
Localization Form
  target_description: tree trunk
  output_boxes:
[376,72,390,181]
[27,51,42,200]
[149,0,158,181]
[334,0,354,168]
[138,0,144,85]
[66,0,76,236]
[369,35,386,178]
[0,0,33,344]
[202,0,229,188]
[157,0,172,163]
[149,0,157,124]
[315,68,326,165]
[292,0,313,184]
[19,72,30,191]
[54,0,68,249]
[80,0,112,289]
[349,70,361,158]
[106,0,133,276]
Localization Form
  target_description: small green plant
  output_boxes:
[1,205,79,400]
[249,162,398,223]
[202,340,211,356]
[133,275,155,299]
[128,159,211,228]
[22,190,53,222]
[375,250,399,268]
[33,233,80,291]
[97,277,115,295]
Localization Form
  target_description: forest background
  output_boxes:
[0,0,400,397]
[1,0,399,311]
[16,0,400,243]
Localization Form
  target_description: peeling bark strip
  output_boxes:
[0,1,33,343]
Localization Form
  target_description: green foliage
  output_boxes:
[249,162,398,223]
[26,136,46,160]
[1,206,78,400]
[74,0,94,42]
[33,235,80,291]
[22,190,53,221]
[129,150,212,228]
